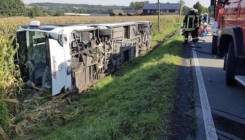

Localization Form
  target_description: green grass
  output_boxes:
[151,23,180,42]
[16,33,184,140]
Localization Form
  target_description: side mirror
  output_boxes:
[210,0,215,6]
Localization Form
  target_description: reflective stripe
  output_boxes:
[196,15,200,27]
[185,28,195,31]
[186,15,195,31]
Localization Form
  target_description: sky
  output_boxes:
[21,0,210,8]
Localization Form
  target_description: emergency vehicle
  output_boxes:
[211,0,245,86]
[15,21,152,95]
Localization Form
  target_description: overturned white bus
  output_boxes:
[16,21,152,95]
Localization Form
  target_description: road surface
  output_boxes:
[192,35,245,140]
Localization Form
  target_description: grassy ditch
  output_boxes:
[14,32,184,139]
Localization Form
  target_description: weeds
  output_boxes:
[0,34,23,140]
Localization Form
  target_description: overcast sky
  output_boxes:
[22,0,210,8]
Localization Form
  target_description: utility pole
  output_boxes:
[158,0,160,33]
[179,0,185,22]
[179,0,182,22]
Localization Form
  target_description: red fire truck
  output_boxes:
[211,0,245,87]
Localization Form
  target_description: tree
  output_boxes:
[129,1,149,10]
[27,5,42,18]
[193,1,209,14]
[33,6,42,16]
[182,6,190,15]
[42,12,49,16]
[26,8,34,18]
[0,0,26,17]
[51,11,64,16]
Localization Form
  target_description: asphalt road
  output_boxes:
[193,35,245,139]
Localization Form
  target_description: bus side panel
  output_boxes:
[49,39,66,95]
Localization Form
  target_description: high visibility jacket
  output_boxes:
[183,13,198,31]
[195,15,201,28]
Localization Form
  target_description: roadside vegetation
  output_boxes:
[0,34,23,140]
[0,15,183,139]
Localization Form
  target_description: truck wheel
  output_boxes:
[226,40,237,86]
[212,35,218,54]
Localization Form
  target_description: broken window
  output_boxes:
[17,31,51,89]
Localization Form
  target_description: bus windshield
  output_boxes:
[17,31,52,89]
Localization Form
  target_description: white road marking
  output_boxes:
[192,49,218,140]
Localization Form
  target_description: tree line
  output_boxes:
[0,0,214,18]
[0,0,67,17]
[180,1,213,16]
[129,1,149,10]
[0,1,127,17]
[193,2,209,14]
[0,0,25,17]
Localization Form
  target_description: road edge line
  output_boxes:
[192,49,218,140]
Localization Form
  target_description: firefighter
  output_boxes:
[194,9,201,42]
[183,8,198,45]
[203,13,208,23]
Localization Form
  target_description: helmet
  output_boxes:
[204,22,207,26]
[194,9,198,14]
[189,8,195,13]
[189,8,195,14]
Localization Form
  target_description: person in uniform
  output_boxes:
[183,8,199,45]
[194,9,201,43]
[203,13,208,23]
